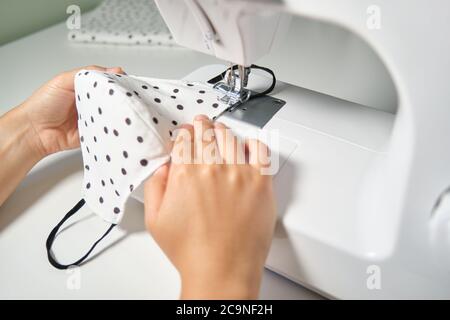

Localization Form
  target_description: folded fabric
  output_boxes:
[68,0,175,47]
[46,65,281,269]
[74,69,228,224]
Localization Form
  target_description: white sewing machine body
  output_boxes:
[154,0,450,298]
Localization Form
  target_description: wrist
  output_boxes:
[0,105,46,205]
[0,105,46,163]
[180,264,263,299]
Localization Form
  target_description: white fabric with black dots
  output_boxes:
[75,70,228,224]
[68,0,175,47]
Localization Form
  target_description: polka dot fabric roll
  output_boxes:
[68,0,175,47]
[75,70,228,224]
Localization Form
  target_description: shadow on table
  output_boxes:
[0,151,82,232]
[0,150,147,267]
[79,199,147,266]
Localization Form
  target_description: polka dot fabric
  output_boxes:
[68,0,175,47]
[75,69,228,224]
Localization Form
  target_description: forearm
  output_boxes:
[0,105,44,206]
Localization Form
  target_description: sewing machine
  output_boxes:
[154,0,450,298]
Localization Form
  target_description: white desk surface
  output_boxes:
[0,22,322,300]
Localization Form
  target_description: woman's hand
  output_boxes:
[19,65,124,157]
[144,115,277,299]
[0,65,123,206]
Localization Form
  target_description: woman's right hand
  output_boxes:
[144,115,277,299]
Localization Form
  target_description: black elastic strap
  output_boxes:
[246,64,276,100]
[46,198,116,270]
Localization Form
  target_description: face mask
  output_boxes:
[46,69,229,269]
[68,0,175,47]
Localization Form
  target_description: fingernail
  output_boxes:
[194,114,209,121]
[107,67,126,74]
[214,121,227,128]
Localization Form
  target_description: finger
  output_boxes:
[54,65,126,91]
[245,138,271,169]
[214,122,245,164]
[69,65,125,75]
[193,115,217,164]
[106,66,126,75]
[171,124,194,165]
[144,163,170,230]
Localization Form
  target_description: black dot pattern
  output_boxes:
[67,0,176,48]
[75,68,228,224]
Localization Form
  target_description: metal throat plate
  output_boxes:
[221,94,286,128]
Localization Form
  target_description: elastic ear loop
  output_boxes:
[46,199,116,270]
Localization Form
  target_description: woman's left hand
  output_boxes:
[0,65,124,205]
[19,65,124,157]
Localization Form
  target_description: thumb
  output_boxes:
[144,163,170,229]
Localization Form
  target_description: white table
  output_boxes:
[0,22,322,299]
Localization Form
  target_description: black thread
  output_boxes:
[207,64,276,100]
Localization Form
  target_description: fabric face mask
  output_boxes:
[46,69,229,269]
